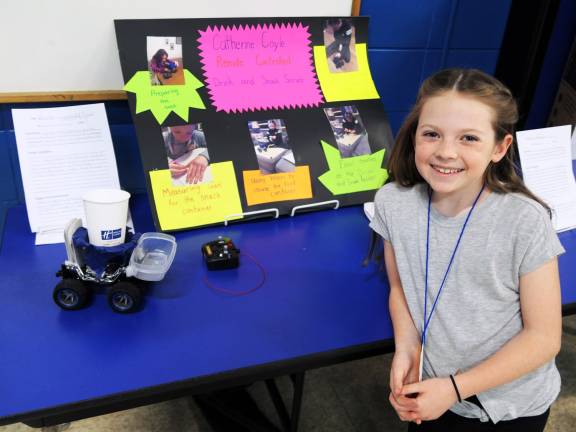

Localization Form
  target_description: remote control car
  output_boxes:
[53,219,177,313]
[202,236,240,270]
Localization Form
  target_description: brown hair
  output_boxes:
[388,68,550,214]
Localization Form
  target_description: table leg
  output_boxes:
[289,372,305,432]
[265,378,291,430]
[264,372,307,432]
[195,387,280,432]
[41,424,70,432]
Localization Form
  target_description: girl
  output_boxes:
[370,68,563,431]
[266,120,284,148]
[149,49,178,80]
[342,111,361,135]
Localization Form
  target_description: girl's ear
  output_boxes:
[491,134,513,163]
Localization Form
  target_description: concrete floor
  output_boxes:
[2,315,575,432]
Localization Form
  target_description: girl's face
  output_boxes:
[171,125,194,144]
[414,92,511,202]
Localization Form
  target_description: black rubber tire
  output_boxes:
[107,281,142,313]
[53,279,90,310]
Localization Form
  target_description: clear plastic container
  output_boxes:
[125,233,177,281]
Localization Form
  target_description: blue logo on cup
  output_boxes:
[101,229,122,241]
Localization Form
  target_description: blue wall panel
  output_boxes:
[421,50,444,79]
[363,0,452,49]
[369,50,428,111]
[109,124,147,194]
[7,131,25,204]
[0,132,19,206]
[0,131,20,240]
[361,0,512,144]
[104,101,137,125]
[445,50,500,74]
[449,0,512,49]
[386,111,410,136]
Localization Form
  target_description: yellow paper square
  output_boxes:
[149,161,242,230]
[314,43,380,102]
[243,166,313,206]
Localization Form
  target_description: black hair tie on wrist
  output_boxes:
[449,374,462,403]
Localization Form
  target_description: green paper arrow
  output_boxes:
[318,140,388,195]
[123,69,206,124]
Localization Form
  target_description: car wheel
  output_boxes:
[53,279,90,310]
[108,281,142,313]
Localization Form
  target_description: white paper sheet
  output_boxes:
[35,229,65,245]
[363,202,375,221]
[517,125,576,232]
[571,126,576,160]
[12,104,122,244]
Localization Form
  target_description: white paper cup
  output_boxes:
[82,189,130,247]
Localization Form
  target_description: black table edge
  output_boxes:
[0,339,395,427]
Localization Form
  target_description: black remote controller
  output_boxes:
[201,237,240,270]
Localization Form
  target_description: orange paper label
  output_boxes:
[243,166,313,206]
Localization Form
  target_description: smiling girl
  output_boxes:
[370,68,564,431]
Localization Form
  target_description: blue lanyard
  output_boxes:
[422,184,485,346]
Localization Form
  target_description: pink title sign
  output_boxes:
[198,23,323,113]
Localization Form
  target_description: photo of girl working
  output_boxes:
[323,106,371,158]
[248,119,295,175]
[323,18,358,73]
[147,36,185,86]
[162,123,211,186]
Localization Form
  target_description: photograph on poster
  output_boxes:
[324,106,371,157]
[162,123,212,186]
[147,36,185,85]
[323,19,358,73]
[248,119,296,174]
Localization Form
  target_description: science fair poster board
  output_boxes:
[115,17,393,232]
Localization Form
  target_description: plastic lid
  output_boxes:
[126,232,177,281]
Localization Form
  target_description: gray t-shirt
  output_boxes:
[370,182,565,423]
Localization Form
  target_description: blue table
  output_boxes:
[0,199,392,429]
[0,198,574,429]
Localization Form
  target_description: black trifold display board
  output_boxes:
[115,17,393,232]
